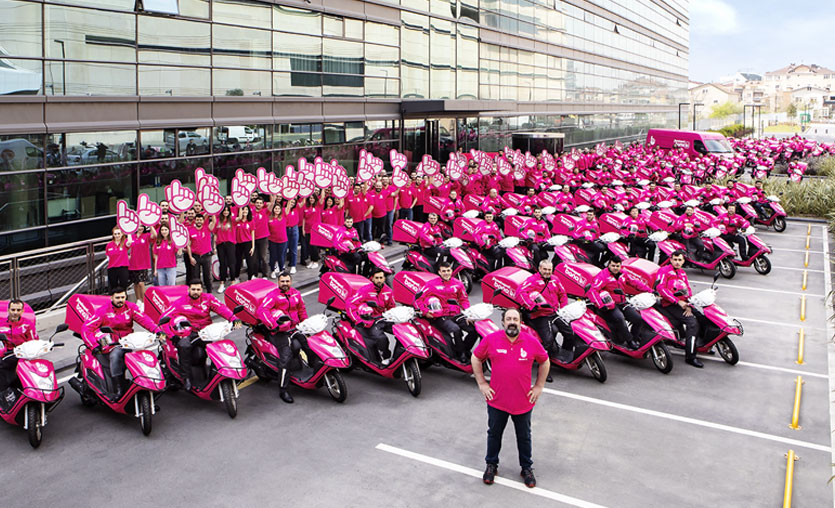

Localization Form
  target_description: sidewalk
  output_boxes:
[36,245,408,373]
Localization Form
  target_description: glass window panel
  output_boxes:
[363,140,397,171]
[323,39,363,74]
[273,71,321,97]
[365,44,399,77]
[138,65,209,96]
[179,0,209,19]
[273,32,321,72]
[46,61,135,96]
[345,18,363,40]
[430,0,451,16]
[213,0,271,29]
[0,58,42,96]
[323,123,345,145]
[172,128,211,156]
[214,152,272,195]
[322,144,358,175]
[0,171,44,232]
[365,77,398,98]
[213,68,270,96]
[402,119,425,165]
[273,123,322,148]
[323,15,343,37]
[138,157,208,202]
[138,16,211,67]
[50,0,133,11]
[457,70,478,99]
[273,147,321,174]
[402,0,429,11]
[273,6,321,36]
[430,68,454,99]
[365,22,399,46]
[430,19,454,67]
[46,131,136,167]
[322,75,363,97]
[45,6,136,63]
[46,164,135,224]
[365,120,399,141]
[139,130,177,159]
[345,122,364,143]
[402,67,428,98]
[212,25,271,69]
[212,124,268,153]
[0,133,43,170]
[0,0,42,58]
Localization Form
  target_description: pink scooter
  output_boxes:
[394,219,476,293]
[319,272,430,397]
[392,271,498,374]
[733,226,772,275]
[655,228,737,279]
[553,261,677,374]
[482,267,611,383]
[65,294,166,436]
[226,279,351,403]
[310,223,394,281]
[0,323,68,448]
[159,317,247,419]
[736,195,788,232]
[680,273,744,364]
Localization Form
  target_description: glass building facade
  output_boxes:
[0,0,688,253]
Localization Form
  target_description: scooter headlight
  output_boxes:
[134,361,163,382]
[31,372,55,391]
[217,350,243,369]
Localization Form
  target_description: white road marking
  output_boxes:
[541,388,831,453]
[375,443,609,508]
[821,227,835,502]
[668,351,828,379]
[730,315,824,330]
[773,248,824,254]
[57,374,74,385]
[757,231,821,240]
[771,266,824,273]
[690,280,825,298]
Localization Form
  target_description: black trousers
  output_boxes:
[235,242,254,280]
[0,356,18,392]
[485,406,532,469]
[356,321,392,364]
[217,241,235,283]
[430,314,477,354]
[722,233,747,259]
[107,266,129,292]
[683,237,706,260]
[413,205,425,223]
[187,252,213,291]
[530,242,552,268]
[372,216,386,242]
[340,251,362,274]
[628,236,655,261]
[423,245,449,267]
[657,304,700,359]
[483,245,503,271]
[300,233,319,263]
[529,314,576,353]
[254,237,269,276]
[267,330,293,370]
[598,305,642,344]
[176,333,207,381]
[579,240,605,265]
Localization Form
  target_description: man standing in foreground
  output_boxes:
[472,308,550,488]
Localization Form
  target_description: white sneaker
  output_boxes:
[290,266,296,274]
[270,269,277,279]
[136,301,144,312]
[309,262,319,269]
[217,283,225,294]
[381,358,391,366]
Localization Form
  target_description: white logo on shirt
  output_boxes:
[519,348,528,360]
[496,349,507,354]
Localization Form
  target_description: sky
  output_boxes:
[688,0,835,82]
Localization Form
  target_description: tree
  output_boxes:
[786,103,797,117]
[709,101,743,119]
[225,88,244,96]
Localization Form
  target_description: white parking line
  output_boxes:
[773,248,824,254]
[757,231,821,240]
[57,374,74,385]
[541,388,831,453]
[690,280,825,298]
[821,226,835,502]
[731,316,824,331]
[375,443,609,508]
[771,266,824,273]
[668,351,829,379]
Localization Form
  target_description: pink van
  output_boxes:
[646,129,735,158]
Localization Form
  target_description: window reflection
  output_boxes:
[213,69,271,96]
[0,134,43,171]
[212,25,271,70]
[213,0,271,29]
[273,6,321,36]
[46,164,135,223]
[0,0,42,58]
[45,61,135,96]
[138,65,210,96]
[45,6,136,63]
[212,125,269,153]
[0,59,42,96]
[46,131,136,168]
[273,71,321,97]
[139,130,177,160]
[0,171,43,232]
[138,16,210,67]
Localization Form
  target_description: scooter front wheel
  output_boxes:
[456,270,473,294]
[718,258,736,279]
[773,216,787,232]
[26,403,43,449]
[585,352,607,383]
[137,392,152,436]
[220,379,238,418]
[324,370,348,403]
[753,255,771,275]
[716,338,739,365]
[650,342,674,374]
[404,358,422,397]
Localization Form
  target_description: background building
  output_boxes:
[0,0,689,254]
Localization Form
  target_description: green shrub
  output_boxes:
[708,124,753,138]
[818,156,835,179]
[764,178,835,232]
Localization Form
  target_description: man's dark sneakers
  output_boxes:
[483,463,498,485]
[685,358,704,368]
[521,468,536,488]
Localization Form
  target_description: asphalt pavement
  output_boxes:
[1,223,832,508]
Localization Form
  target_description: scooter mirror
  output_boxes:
[447,299,458,305]
[613,289,625,296]
[326,297,336,306]
[232,305,244,314]
[493,288,502,297]
[0,333,6,342]
[100,327,114,334]
[54,342,65,347]
[55,323,69,334]
[159,317,171,326]
[278,315,292,323]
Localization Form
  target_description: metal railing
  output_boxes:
[0,236,111,312]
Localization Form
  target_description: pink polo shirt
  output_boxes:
[321,205,344,226]
[213,220,236,245]
[188,223,212,256]
[268,216,288,243]
[347,192,370,222]
[385,185,398,212]
[250,207,270,240]
[153,240,178,269]
[235,220,255,244]
[473,330,548,415]
[106,241,129,268]
[301,205,321,233]
[398,186,415,209]
[285,206,301,228]
[367,189,388,219]
[128,232,152,271]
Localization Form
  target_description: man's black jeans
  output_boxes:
[485,405,533,469]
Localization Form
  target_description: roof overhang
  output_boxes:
[400,99,518,116]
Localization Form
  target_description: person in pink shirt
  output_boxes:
[153,224,180,286]
[234,205,256,281]
[347,183,373,242]
[128,226,156,306]
[284,198,301,274]
[397,181,416,221]
[213,205,236,294]
[383,176,399,246]
[268,202,288,277]
[106,227,130,292]
[472,308,549,488]
[413,175,429,222]
[0,299,38,394]
[367,181,389,244]
[250,196,272,278]
[321,195,345,226]
[186,214,216,292]
[300,194,322,269]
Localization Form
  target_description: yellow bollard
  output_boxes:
[804,251,809,267]
[802,271,807,290]
[783,450,798,508]
[800,295,806,321]
[796,329,805,365]
[805,236,810,250]
[789,376,804,430]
